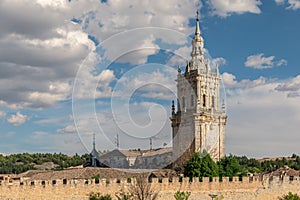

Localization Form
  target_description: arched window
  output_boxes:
[212,96,215,109]
[203,94,206,107]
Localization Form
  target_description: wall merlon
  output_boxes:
[1,175,300,190]
[222,177,229,182]
[161,178,169,184]
[242,176,249,182]
[231,176,240,182]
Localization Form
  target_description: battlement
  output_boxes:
[1,175,300,188]
[1,175,300,200]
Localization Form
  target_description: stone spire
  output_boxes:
[195,10,200,36]
[92,132,96,150]
[190,10,205,71]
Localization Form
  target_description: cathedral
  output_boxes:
[170,12,227,167]
[86,12,227,169]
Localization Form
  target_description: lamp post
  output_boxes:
[209,194,218,200]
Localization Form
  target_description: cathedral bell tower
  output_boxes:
[171,11,227,167]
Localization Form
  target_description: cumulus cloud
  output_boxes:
[275,0,285,4]
[226,81,300,157]
[167,45,191,67]
[0,0,95,109]
[274,0,300,10]
[7,112,28,126]
[245,53,287,69]
[287,0,300,9]
[222,72,266,88]
[73,0,202,66]
[211,57,227,67]
[222,73,300,157]
[0,110,6,118]
[0,0,203,110]
[114,67,177,100]
[73,54,117,100]
[57,124,77,134]
[275,75,300,97]
[208,0,262,17]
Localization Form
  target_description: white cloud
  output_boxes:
[211,57,227,67]
[287,0,300,9]
[57,124,77,134]
[275,75,300,97]
[276,59,288,66]
[73,58,117,100]
[222,72,266,88]
[208,0,262,17]
[114,67,177,100]
[245,53,287,69]
[275,0,285,4]
[0,110,6,118]
[222,72,238,87]
[226,79,300,157]
[102,33,160,65]
[7,112,28,126]
[0,0,203,110]
[167,45,191,67]
[275,0,300,9]
[72,0,202,66]
[0,1,95,109]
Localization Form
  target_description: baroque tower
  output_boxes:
[171,12,227,167]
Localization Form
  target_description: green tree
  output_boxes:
[278,192,300,200]
[174,191,190,200]
[184,151,218,180]
[218,155,247,178]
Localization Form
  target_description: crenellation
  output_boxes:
[192,177,199,183]
[212,177,218,182]
[151,177,158,183]
[232,176,240,182]
[161,177,169,184]
[202,177,210,183]
[222,177,229,182]
[1,176,300,199]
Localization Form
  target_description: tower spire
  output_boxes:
[92,132,96,150]
[190,10,205,72]
[195,10,200,36]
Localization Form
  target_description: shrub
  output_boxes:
[278,192,300,200]
[89,192,112,200]
[174,191,191,200]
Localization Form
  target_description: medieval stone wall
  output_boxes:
[1,175,300,200]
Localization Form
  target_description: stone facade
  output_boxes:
[99,148,172,169]
[170,13,227,166]
[1,175,300,200]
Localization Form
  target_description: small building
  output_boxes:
[99,148,172,169]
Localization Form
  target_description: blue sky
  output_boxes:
[0,0,300,158]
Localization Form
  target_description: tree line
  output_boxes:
[0,152,90,174]
[1,151,300,175]
[184,152,300,180]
